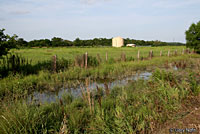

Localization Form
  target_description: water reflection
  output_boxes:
[28,72,152,103]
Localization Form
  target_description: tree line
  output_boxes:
[12,37,186,48]
[0,29,185,49]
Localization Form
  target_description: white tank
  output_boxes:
[112,37,124,47]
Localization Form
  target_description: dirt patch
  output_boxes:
[155,95,200,134]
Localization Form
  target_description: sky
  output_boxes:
[0,0,199,42]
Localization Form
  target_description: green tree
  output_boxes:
[0,29,10,57]
[74,38,81,46]
[17,38,28,47]
[185,21,200,53]
[51,37,64,47]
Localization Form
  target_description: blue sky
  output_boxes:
[0,0,199,42]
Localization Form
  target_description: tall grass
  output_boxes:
[0,54,199,100]
[0,46,191,79]
[0,59,199,133]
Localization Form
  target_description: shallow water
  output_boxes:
[27,61,185,104]
[28,71,152,103]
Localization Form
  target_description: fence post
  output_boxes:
[85,52,88,69]
[168,50,170,57]
[182,48,184,55]
[137,50,140,60]
[160,50,162,57]
[149,50,153,59]
[149,50,151,59]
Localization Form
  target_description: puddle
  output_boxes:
[28,71,152,103]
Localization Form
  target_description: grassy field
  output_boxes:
[11,46,186,64]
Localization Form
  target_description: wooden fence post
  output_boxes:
[149,50,153,59]
[85,52,88,69]
[149,50,151,59]
[168,50,170,57]
[137,50,140,60]
[160,50,162,57]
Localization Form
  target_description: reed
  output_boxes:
[86,77,92,114]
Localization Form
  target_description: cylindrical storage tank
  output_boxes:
[112,37,124,47]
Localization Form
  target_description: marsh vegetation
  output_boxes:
[0,46,199,134]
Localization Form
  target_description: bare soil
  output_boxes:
[155,95,200,134]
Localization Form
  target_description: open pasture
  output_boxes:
[11,46,186,64]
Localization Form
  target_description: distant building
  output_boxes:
[127,44,136,47]
[112,37,124,47]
